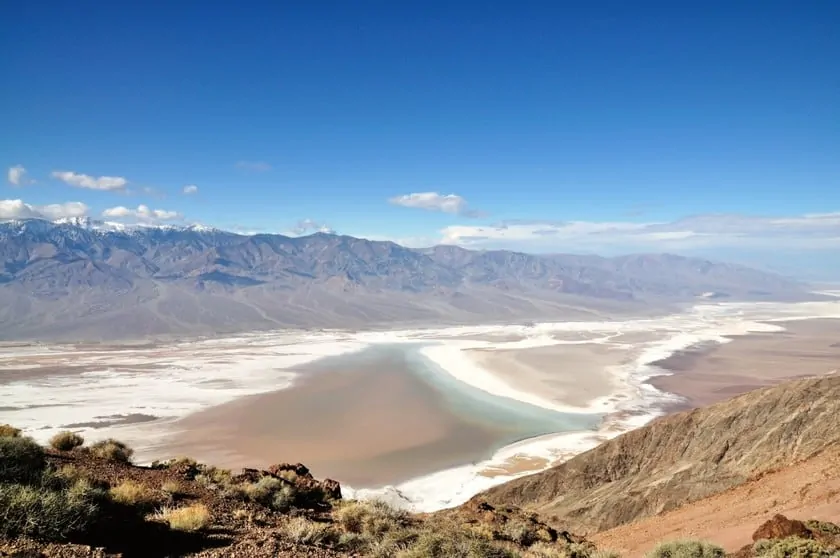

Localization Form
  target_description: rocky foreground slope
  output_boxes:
[3,376,840,557]
[475,376,840,535]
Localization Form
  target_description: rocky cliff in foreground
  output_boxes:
[3,376,840,557]
[474,376,840,535]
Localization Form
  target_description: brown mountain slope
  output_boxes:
[474,376,840,535]
[591,446,840,557]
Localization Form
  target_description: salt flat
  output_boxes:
[1,293,839,511]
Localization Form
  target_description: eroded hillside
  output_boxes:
[475,376,840,534]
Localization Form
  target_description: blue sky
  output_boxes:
[1,2,839,275]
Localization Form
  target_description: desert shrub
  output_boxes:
[229,476,303,512]
[753,536,834,558]
[161,480,184,498]
[277,469,299,483]
[155,504,210,532]
[501,519,541,546]
[524,543,607,558]
[53,465,85,484]
[202,465,232,485]
[243,476,283,503]
[337,531,371,552]
[0,479,105,540]
[49,431,85,451]
[89,439,133,463]
[0,424,22,438]
[648,540,726,558]
[335,499,410,536]
[805,521,840,536]
[567,542,601,558]
[278,516,340,546]
[0,435,46,483]
[109,480,158,509]
[525,542,570,558]
[397,527,518,558]
[271,484,298,512]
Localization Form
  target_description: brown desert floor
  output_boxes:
[650,318,840,408]
[592,447,840,557]
[158,352,514,488]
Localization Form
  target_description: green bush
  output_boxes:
[753,536,835,558]
[0,435,46,483]
[648,540,726,558]
[0,424,22,438]
[49,431,85,451]
[243,476,283,504]
[0,479,105,540]
[89,439,134,463]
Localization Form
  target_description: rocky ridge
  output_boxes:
[475,375,840,534]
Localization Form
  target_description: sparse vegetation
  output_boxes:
[501,518,548,546]
[334,499,410,537]
[49,431,85,451]
[396,526,518,558]
[753,537,836,558]
[89,438,134,463]
[5,433,839,558]
[0,478,105,540]
[109,479,158,508]
[524,542,573,557]
[278,516,340,546]
[805,520,840,536]
[648,540,726,558]
[155,503,211,532]
[161,479,185,498]
[0,424,22,438]
[0,435,46,483]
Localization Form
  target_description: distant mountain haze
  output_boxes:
[0,218,815,341]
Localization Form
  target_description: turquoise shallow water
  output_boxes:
[310,343,602,457]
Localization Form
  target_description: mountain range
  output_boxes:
[0,218,814,340]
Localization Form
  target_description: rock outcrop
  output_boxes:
[474,376,840,534]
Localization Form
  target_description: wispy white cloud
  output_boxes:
[436,212,840,252]
[291,218,335,235]
[235,160,272,172]
[51,170,128,191]
[0,199,89,221]
[389,192,483,217]
[183,184,199,195]
[102,204,181,223]
[7,165,33,186]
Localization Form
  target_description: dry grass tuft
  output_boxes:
[0,424,22,438]
[648,540,725,558]
[49,431,85,451]
[89,439,134,463]
[278,516,340,546]
[161,480,185,498]
[155,504,211,532]
[109,480,158,508]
